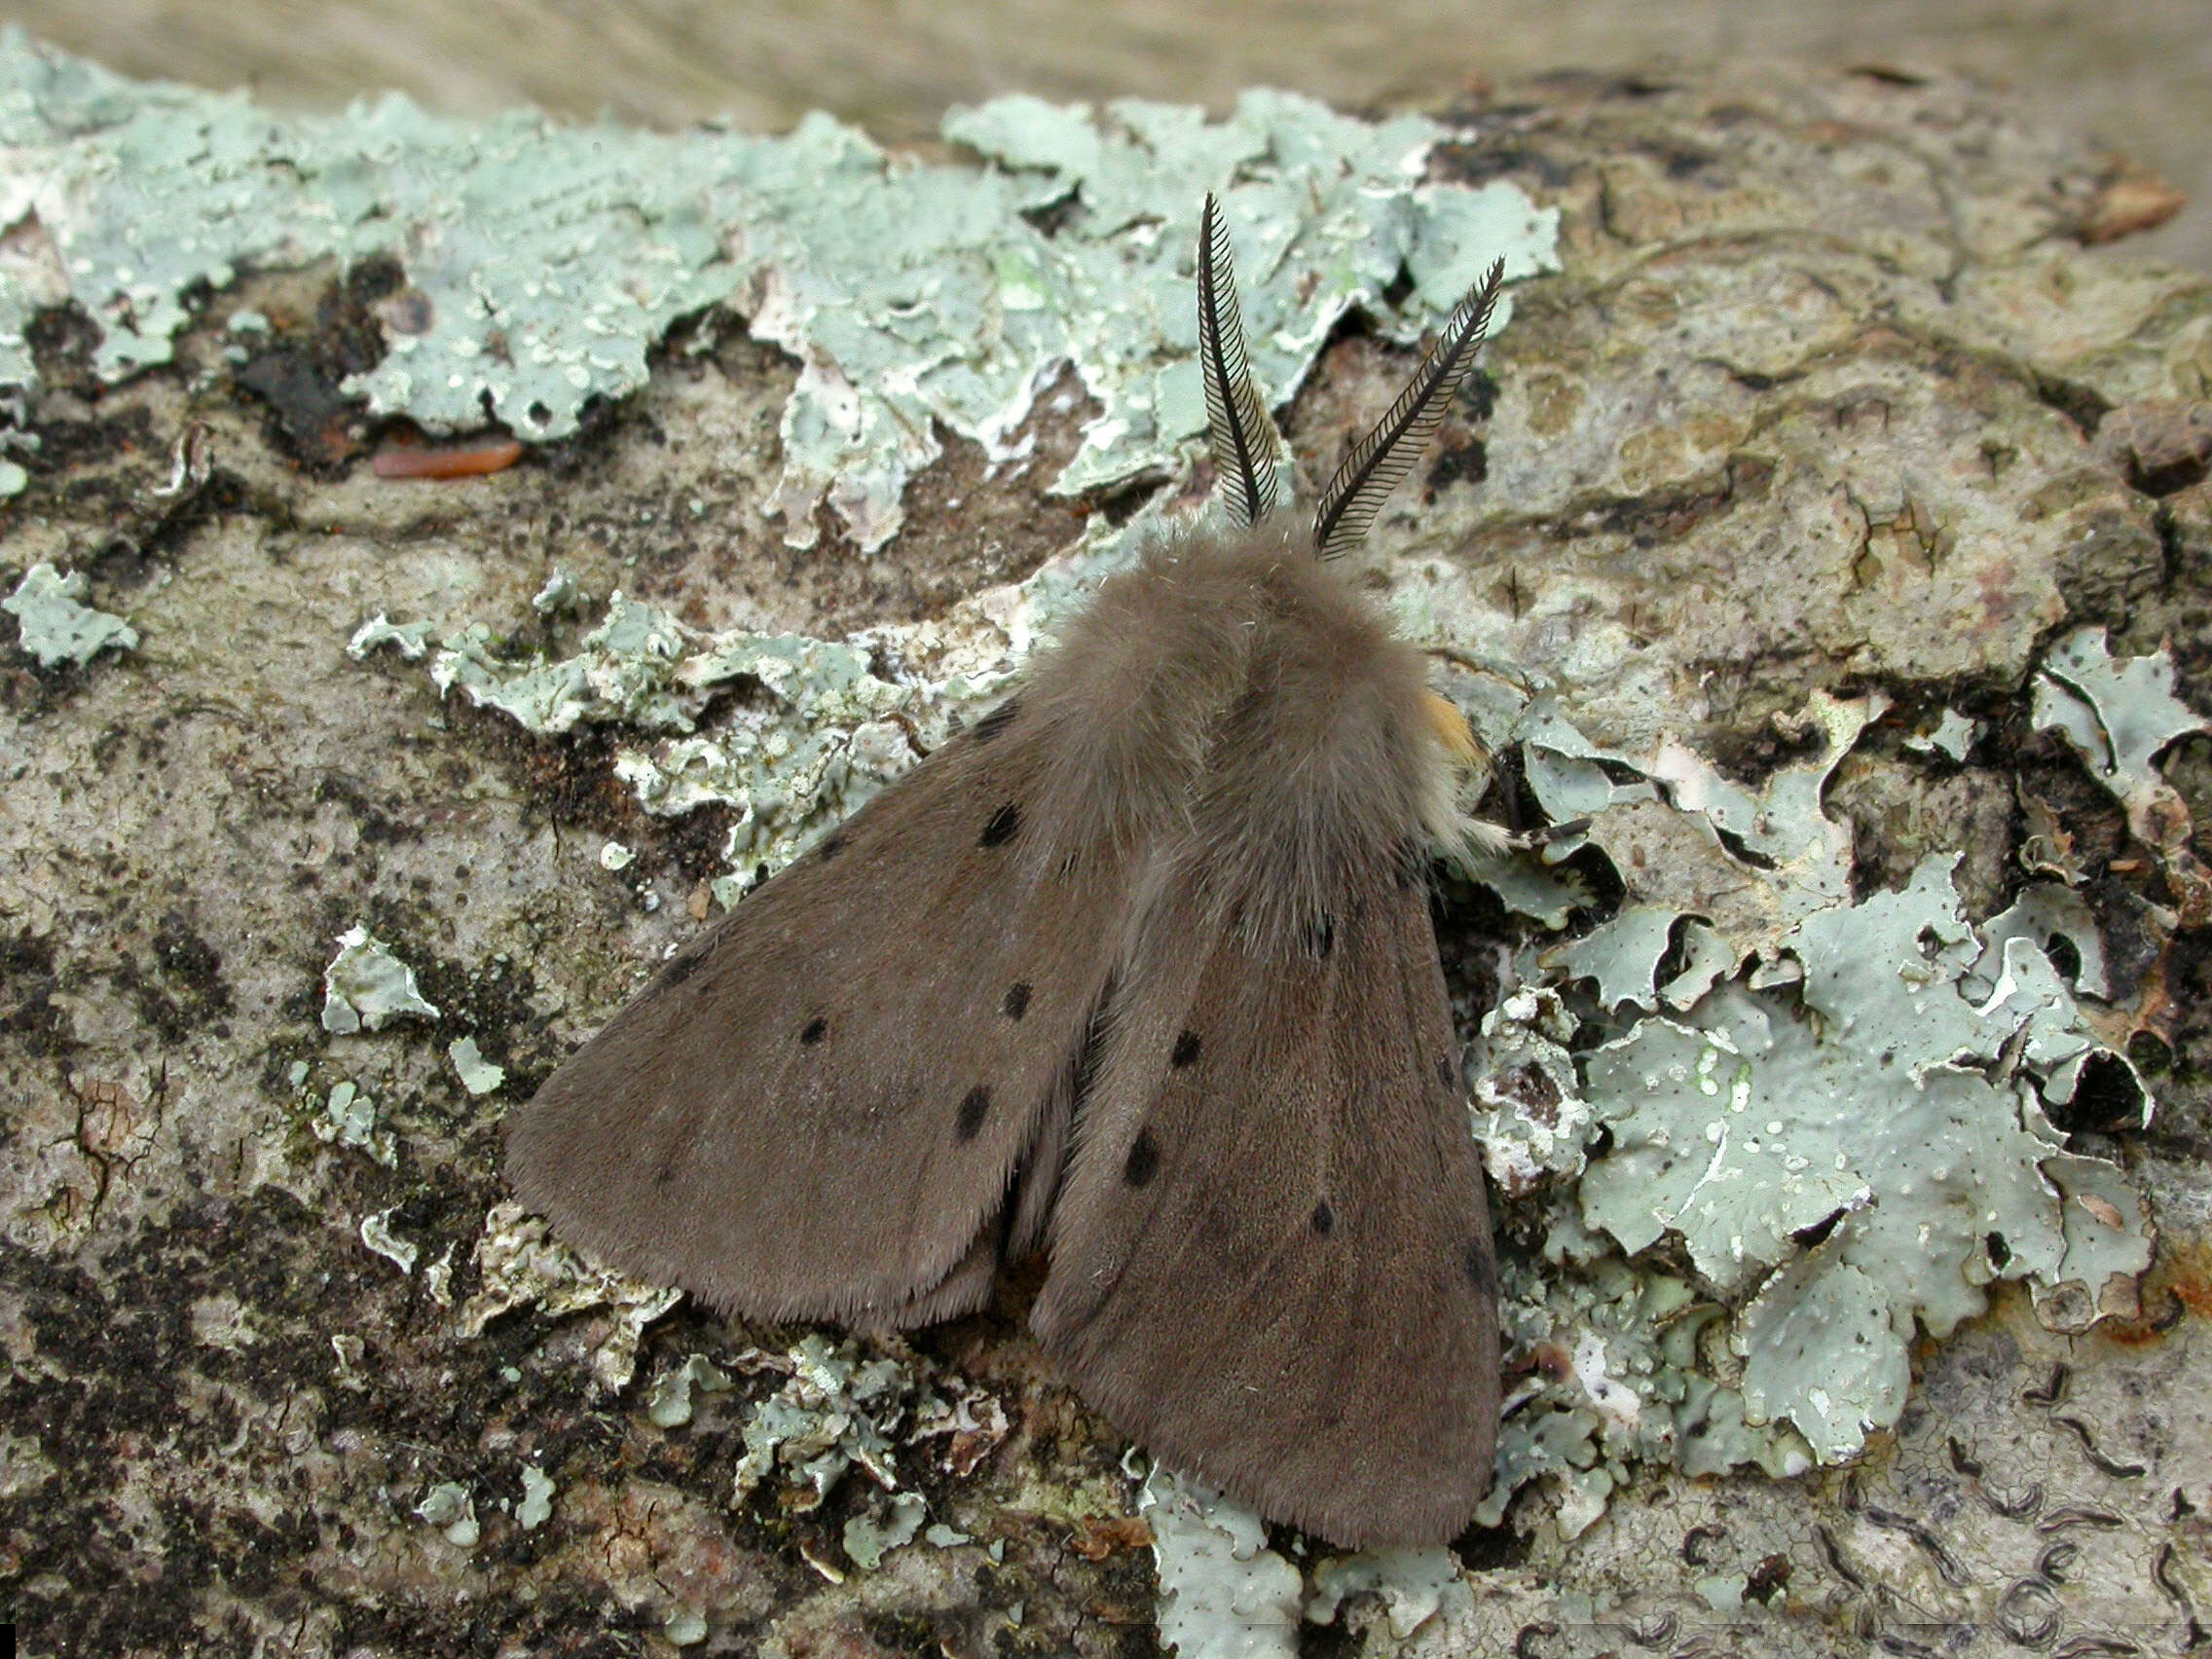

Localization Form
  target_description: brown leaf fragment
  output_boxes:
[2018,789,2086,884]
[1068,1515,1153,1561]
[2079,166,2188,243]
[2080,1194,2127,1231]
[374,435,525,480]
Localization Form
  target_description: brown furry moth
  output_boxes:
[506,195,1507,1549]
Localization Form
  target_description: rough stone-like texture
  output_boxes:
[2,58,2209,1659]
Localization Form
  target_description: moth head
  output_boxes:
[1195,195,1508,850]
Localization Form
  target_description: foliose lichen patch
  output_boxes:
[0,30,1555,552]
[1453,673,2167,1530]
[2,560,136,667]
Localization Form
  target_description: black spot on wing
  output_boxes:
[979,802,1021,847]
[1170,1030,1201,1068]
[973,698,1020,742]
[1124,1128,1160,1188]
[1464,1238,1497,1302]
[659,952,702,988]
[1003,982,1032,1020]
[800,1017,828,1046]
[1437,1055,1458,1089]
[817,831,849,861]
[957,1086,991,1141]
[1311,1201,1335,1235]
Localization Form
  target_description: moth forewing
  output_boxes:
[502,699,1139,1327]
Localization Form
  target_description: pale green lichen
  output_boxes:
[928,96,1554,506]
[353,592,921,873]
[430,593,698,734]
[0,32,1555,551]
[414,1482,479,1548]
[1305,1545,1467,1641]
[2036,627,2212,810]
[2035,628,2212,897]
[645,1352,733,1429]
[328,1335,369,1391]
[1138,1467,1301,1659]
[662,1608,708,1647]
[310,1078,394,1166]
[1581,971,2128,1466]
[359,1207,419,1275]
[1476,1239,1805,1534]
[1479,680,2158,1520]
[1547,905,1680,1013]
[1968,880,2111,1001]
[842,1491,927,1571]
[1468,983,1593,1196]
[423,1245,456,1308]
[345,615,433,661]
[458,1200,681,1394]
[731,1333,914,1508]
[1129,1473,1477,1649]
[447,1036,505,1097]
[515,1464,555,1530]
[320,924,441,1034]
[1736,1251,1908,1463]
[531,569,582,615]
[3,561,137,668]
[1904,706,1979,761]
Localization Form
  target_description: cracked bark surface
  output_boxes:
[3,62,2211,1659]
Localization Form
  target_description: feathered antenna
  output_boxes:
[1310,258,1505,560]
[1197,193,1279,528]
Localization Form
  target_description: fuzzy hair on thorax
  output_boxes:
[1018,509,1461,955]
